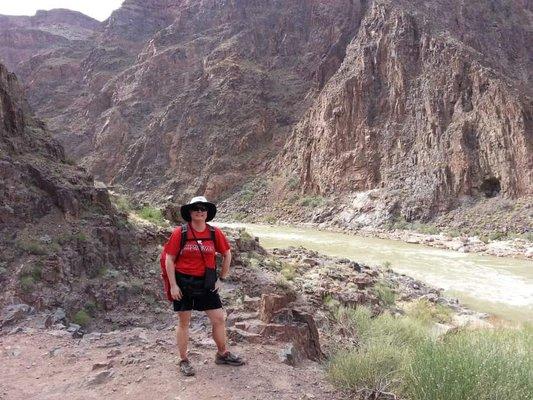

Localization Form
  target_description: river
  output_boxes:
[217,222,533,323]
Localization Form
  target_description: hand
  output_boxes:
[212,279,222,292]
[171,285,182,300]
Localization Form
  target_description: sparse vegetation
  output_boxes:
[18,264,42,293]
[406,299,453,324]
[299,196,325,208]
[286,176,300,190]
[326,304,532,400]
[111,193,133,213]
[137,205,165,225]
[374,281,396,307]
[72,310,92,327]
[230,211,248,221]
[16,240,48,255]
[280,262,297,281]
[19,275,35,293]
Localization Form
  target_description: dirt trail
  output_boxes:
[0,319,344,400]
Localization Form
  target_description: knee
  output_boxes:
[211,314,225,327]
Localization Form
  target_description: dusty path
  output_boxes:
[0,321,344,400]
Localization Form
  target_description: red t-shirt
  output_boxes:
[164,225,231,277]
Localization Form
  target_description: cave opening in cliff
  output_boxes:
[480,177,501,198]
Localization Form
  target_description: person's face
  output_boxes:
[190,204,208,222]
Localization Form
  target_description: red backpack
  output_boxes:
[160,223,216,301]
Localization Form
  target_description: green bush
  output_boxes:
[112,194,133,213]
[328,341,406,393]
[374,281,396,307]
[20,275,35,293]
[299,196,324,207]
[231,211,247,221]
[415,223,439,235]
[73,310,92,327]
[280,263,296,281]
[286,176,300,190]
[407,299,453,324]
[136,206,165,225]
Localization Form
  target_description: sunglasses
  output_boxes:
[190,205,207,212]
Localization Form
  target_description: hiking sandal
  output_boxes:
[179,359,196,376]
[215,351,245,366]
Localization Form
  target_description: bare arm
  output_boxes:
[220,250,231,279]
[165,253,181,299]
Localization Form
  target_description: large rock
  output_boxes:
[261,308,324,362]
[259,293,297,323]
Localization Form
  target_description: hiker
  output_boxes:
[164,196,244,376]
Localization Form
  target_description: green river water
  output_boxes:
[217,223,533,323]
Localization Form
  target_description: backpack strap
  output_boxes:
[177,224,188,260]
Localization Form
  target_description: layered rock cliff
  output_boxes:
[275,0,532,220]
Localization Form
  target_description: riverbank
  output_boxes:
[218,215,532,260]
[217,186,532,260]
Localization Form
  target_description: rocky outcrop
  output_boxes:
[276,0,532,220]
[0,62,160,317]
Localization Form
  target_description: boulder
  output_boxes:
[259,293,296,323]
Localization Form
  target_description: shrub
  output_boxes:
[112,194,133,213]
[231,212,247,221]
[328,341,406,393]
[73,310,92,327]
[404,328,533,400]
[136,206,165,225]
[20,275,35,293]
[407,299,453,324]
[286,176,300,190]
[299,196,324,207]
[327,305,532,400]
[280,263,297,281]
[374,281,396,307]
[416,223,439,235]
[16,240,48,255]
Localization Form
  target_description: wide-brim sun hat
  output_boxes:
[180,196,217,222]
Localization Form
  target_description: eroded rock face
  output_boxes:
[276,0,532,219]
[0,63,158,316]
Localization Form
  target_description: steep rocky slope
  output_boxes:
[0,62,162,320]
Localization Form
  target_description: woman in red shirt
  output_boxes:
[164,196,244,376]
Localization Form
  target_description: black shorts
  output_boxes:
[172,272,222,312]
[173,290,223,312]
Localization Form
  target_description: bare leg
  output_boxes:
[205,308,227,355]
[176,311,192,360]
